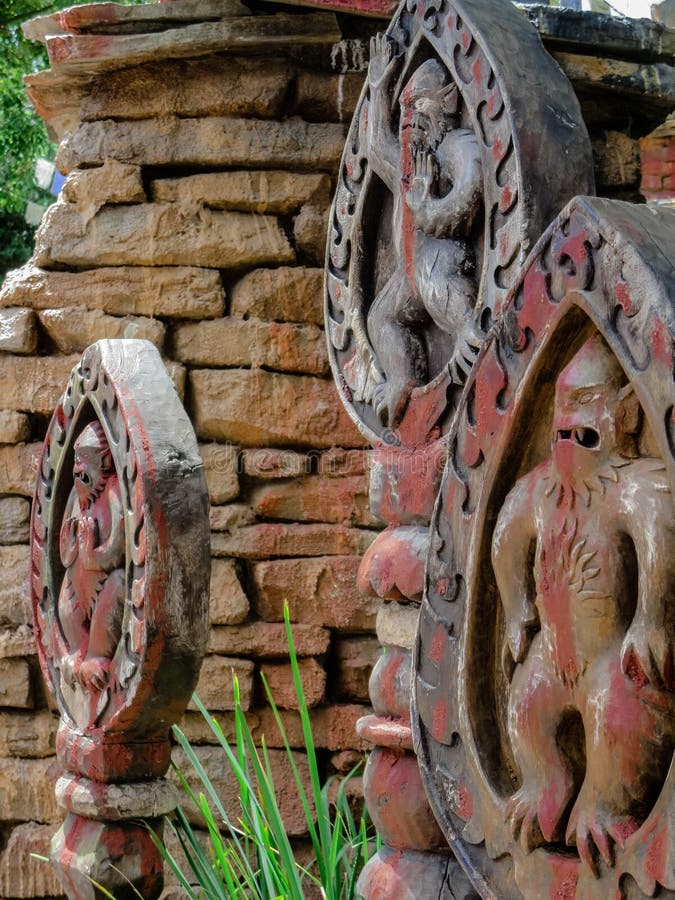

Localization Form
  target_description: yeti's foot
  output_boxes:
[373,378,412,429]
[506,770,575,853]
[565,792,639,875]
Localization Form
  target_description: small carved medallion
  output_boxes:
[413,198,675,898]
[325,0,594,444]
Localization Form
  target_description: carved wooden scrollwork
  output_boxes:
[325,0,594,445]
[413,197,675,899]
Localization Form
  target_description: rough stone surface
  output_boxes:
[151,170,330,215]
[229,266,324,325]
[190,369,367,448]
[0,410,31,444]
[0,711,58,758]
[293,204,330,265]
[0,496,30,543]
[253,557,380,631]
[208,622,330,658]
[0,308,38,354]
[0,658,33,708]
[34,200,294,269]
[0,354,80,415]
[376,602,419,651]
[61,158,146,215]
[294,70,364,123]
[199,442,239,503]
[592,129,642,189]
[0,822,63,899]
[260,658,327,709]
[0,757,60,822]
[56,117,347,173]
[210,558,249,625]
[81,56,291,121]
[39,307,166,353]
[211,523,375,559]
[191,655,255,711]
[209,503,256,532]
[331,637,381,703]
[1,262,226,319]
[0,625,36,660]
[250,475,375,526]
[0,545,31,627]
[173,318,328,375]
[317,447,371,477]
[0,443,41,496]
[241,447,310,479]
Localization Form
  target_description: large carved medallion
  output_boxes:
[325,0,594,445]
[413,197,675,898]
[31,340,210,749]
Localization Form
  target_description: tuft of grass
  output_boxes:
[151,602,376,899]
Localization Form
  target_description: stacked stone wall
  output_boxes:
[641,113,675,200]
[0,0,672,895]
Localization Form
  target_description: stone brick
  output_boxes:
[0,625,35,659]
[0,757,60,822]
[190,655,254,711]
[376,601,419,651]
[56,117,347,173]
[1,262,225,319]
[39,307,166,353]
[0,545,31,627]
[0,822,63,898]
[260,658,326,709]
[241,448,310,480]
[209,503,255,532]
[0,710,57,757]
[294,70,365,123]
[0,308,38,354]
[250,475,376,526]
[331,636,381,703]
[253,557,379,631]
[0,443,41,495]
[0,658,33,708]
[34,200,294,269]
[190,369,367,449]
[61,158,145,216]
[173,318,328,375]
[81,56,291,121]
[200,442,239,503]
[151,170,330,215]
[293,204,330,265]
[211,524,375,559]
[170,744,313,835]
[317,447,371,477]
[0,354,79,415]
[229,266,323,325]
[210,558,249,625]
[208,622,330,658]
[0,410,31,444]
[0,496,30,543]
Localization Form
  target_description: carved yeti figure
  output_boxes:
[57,421,124,699]
[492,332,674,873]
[366,36,483,427]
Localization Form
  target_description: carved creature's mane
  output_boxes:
[544,454,631,509]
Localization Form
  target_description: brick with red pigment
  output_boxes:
[190,655,255,711]
[250,475,377,526]
[260,658,327,709]
[331,636,381,703]
[211,523,375,559]
[252,556,380,631]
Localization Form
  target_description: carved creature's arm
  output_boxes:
[492,472,539,666]
[366,33,400,192]
[59,490,79,568]
[86,481,125,571]
[621,470,674,688]
[407,130,483,238]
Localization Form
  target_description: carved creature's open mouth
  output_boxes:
[556,427,600,448]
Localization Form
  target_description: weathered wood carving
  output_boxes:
[31,339,210,899]
[413,197,675,899]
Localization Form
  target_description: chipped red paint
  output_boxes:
[429,624,446,663]
[548,855,578,900]
[451,781,474,821]
[431,698,448,741]
[358,525,428,600]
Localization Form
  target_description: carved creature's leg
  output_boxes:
[506,633,575,851]
[566,650,674,874]
[78,568,124,693]
[367,271,425,428]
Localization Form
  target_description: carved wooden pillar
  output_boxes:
[30,339,210,898]
[414,197,675,898]
[324,0,595,895]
